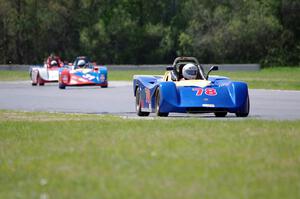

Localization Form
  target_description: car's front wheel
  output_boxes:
[136,87,150,116]
[155,88,169,117]
[236,96,250,117]
[59,83,66,89]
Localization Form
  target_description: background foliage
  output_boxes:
[0,0,299,65]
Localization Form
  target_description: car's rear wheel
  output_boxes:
[214,112,227,117]
[236,96,250,117]
[136,88,150,116]
[155,88,169,117]
[101,83,108,88]
[59,83,66,89]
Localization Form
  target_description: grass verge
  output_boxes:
[0,111,300,199]
[0,70,29,81]
[214,67,300,90]
[0,67,299,90]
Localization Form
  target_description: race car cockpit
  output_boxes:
[165,57,207,81]
[73,56,93,69]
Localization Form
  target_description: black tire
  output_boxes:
[214,112,227,117]
[59,83,66,89]
[155,89,169,117]
[135,88,150,116]
[32,82,37,86]
[101,85,108,88]
[236,96,250,117]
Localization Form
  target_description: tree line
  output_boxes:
[0,0,299,66]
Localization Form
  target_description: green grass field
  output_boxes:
[215,67,300,90]
[0,67,299,90]
[0,111,300,199]
[0,70,29,81]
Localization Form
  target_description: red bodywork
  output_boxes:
[46,56,64,68]
[59,68,107,87]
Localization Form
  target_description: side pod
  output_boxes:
[232,82,249,115]
[157,82,179,113]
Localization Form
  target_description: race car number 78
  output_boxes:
[193,88,217,96]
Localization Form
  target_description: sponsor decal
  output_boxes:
[100,74,105,81]
[62,75,68,83]
[192,88,217,96]
[82,74,95,81]
[218,82,230,87]
[145,88,151,104]
[205,88,217,96]
[48,71,58,80]
[141,100,144,108]
[81,69,90,74]
[141,107,151,112]
[202,104,215,107]
[140,88,151,108]
[192,88,203,96]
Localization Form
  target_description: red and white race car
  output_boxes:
[30,57,64,86]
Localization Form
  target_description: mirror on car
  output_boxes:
[206,65,219,78]
[166,66,174,71]
[210,65,219,71]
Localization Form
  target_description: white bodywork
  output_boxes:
[30,64,59,84]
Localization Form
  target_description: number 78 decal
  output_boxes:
[193,88,217,96]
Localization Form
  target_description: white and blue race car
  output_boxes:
[58,56,108,89]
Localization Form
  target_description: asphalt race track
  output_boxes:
[1,81,300,120]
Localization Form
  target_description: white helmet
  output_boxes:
[182,63,198,80]
[77,60,86,68]
[50,60,58,66]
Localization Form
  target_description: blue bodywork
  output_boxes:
[133,75,249,116]
[58,66,108,84]
[58,56,108,89]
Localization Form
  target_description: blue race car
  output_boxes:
[58,56,108,89]
[133,57,249,117]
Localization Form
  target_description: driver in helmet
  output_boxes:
[77,59,86,68]
[46,53,63,68]
[181,63,198,80]
[50,60,58,67]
